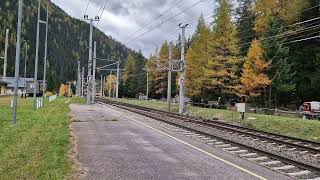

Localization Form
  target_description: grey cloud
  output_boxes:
[52,0,215,56]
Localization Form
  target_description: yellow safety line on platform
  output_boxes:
[108,106,268,180]
[98,102,268,180]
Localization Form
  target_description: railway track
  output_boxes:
[97,98,320,179]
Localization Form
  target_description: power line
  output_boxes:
[238,33,320,55]
[236,4,320,36]
[84,0,91,15]
[147,6,320,61]
[150,12,213,53]
[96,0,109,26]
[289,35,320,43]
[238,16,320,41]
[237,23,320,48]
[237,23,320,49]
[238,20,320,42]
[125,0,208,44]
[125,0,185,42]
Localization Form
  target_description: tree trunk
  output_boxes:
[269,85,272,108]
[264,88,266,107]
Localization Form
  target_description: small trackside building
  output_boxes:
[0,77,45,96]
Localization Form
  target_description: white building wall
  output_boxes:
[6,88,24,95]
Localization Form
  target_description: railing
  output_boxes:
[35,97,44,110]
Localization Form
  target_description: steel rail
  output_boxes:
[97,99,320,174]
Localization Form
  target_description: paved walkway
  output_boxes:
[70,104,291,180]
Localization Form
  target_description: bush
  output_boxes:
[46,91,54,97]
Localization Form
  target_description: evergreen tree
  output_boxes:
[0,0,138,92]
[145,52,158,98]
[122,53,136,97]
[263,16,295,106]
[134,51,147,95]
[191,14,206,42]
[254,0,308,33]
[186,16,211,99]
[278,0,309,23]
[254,0,278,33]
[236,0,255,54]
[154,41,169,98]
[204,0,240,98]
[289,0,320,103]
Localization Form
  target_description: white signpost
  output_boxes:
[236,103,246,120]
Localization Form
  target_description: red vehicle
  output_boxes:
[299,101,320,120]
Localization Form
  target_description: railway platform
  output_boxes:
[70,103,292,180]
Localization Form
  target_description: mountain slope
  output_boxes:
[0,0,138,91]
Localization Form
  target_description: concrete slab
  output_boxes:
[70,104,292,180]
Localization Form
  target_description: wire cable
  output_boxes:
[237,23,320,49]
[125,0,185,41]
[84,0,91,15]
[236,4,320,36]
[125,0,208,44]
[96,0,110,26]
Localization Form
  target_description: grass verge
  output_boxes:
[0,96,85,179]
[116,98,320,143]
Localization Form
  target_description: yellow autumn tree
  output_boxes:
[254,0,308,33]
[156,41,169,97]
[186,15,211,98]
[105,74,117,97]
[240,40,271,97]
[204,0,240,96]
[279,0,309,23]
[145,52,158,98]
[254,0,278,33]
[145,43,169,98]
[59,84,68,96]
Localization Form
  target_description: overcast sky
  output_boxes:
[51,0,217,57]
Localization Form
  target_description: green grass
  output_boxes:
[0,96,85,179]
[116,98,320,143]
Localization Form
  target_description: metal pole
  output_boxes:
[146,68,149,100]
[24,42,28,98]
[77,61,80,96]
[13,0,23,124]
[33,0,41,110]
[113,81,116,98]
[116,61,120,99]
[109,70,112,98]
[81,67,84,97]
[168,42,173,112]
[103,76,106,97]
[42,3,49,98]
[92,41,97,103]
[67,82,72,96]
[179,25,187,114]
[3,29,9,79]
[100,74,103,97]
[86,19,93,104]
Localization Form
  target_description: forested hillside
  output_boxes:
[2,0,320,108]
[143,0,320,108]
[0,0,138,91]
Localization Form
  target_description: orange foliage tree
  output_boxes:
[59,84,68,96]
[240,40,271,97]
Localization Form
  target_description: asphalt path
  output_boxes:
[70,104,292,180]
